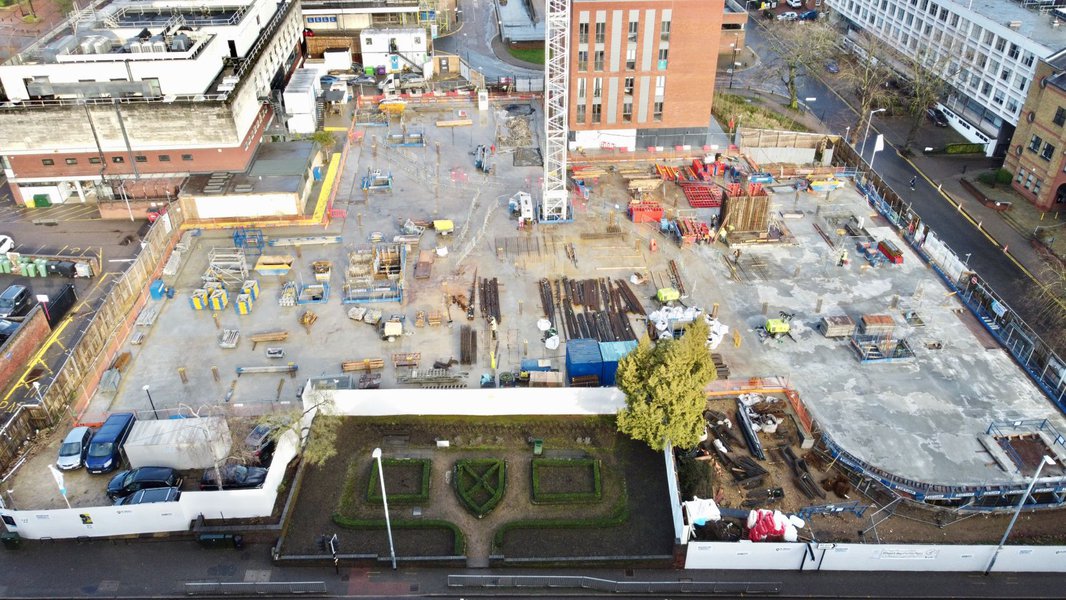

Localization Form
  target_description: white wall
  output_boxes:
[569,129,637,152]
[0,432,298,539]
[322,387,627,416]
[684,540,1066,573]
[193,192,301,219]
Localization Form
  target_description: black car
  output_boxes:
[106,467,183,500]
[114,487,181,505]
[200,464,268,490]
[927,107,949,127]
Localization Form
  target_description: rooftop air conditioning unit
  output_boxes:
[151,40,167,52]
[1007,20,1022,29]
[170,34,191,51]
[79,37,98,54]
[129,41,145,53]
[93,38,113,54]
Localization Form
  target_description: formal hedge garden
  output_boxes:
[454,458,506,518]
[367,458,431,504]
[531,457,602,504]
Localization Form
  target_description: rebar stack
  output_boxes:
[459,325,478,365]
[479,278,502,324]
[550,278,644,343]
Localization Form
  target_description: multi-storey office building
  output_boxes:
[0,0,303,207]
[829,0,1064,156]
[568,0,725,152]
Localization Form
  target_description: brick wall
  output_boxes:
[1004,58,1066,211]
[0,306,51,410]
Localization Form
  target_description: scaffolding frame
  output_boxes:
[541,0,570,223]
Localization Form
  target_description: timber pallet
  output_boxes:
[392,352,421,368]
[250,330,289,350]
[342,358,386,372]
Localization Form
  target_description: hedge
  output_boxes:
[454,458,506,518]
[492,483,629,549]
[332,514,466,555]
[531,458,602,504]
[367,458,431,504]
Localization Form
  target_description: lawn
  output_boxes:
[507,46,545,65]
[712,93,809,132]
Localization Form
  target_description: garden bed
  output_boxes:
[531,458,602,503]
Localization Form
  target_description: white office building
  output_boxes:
[828,0,1066,156]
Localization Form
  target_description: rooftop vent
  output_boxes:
[1007,20,1022,29]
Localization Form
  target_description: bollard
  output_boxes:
[212,313,221,330]
[212,366,220,383]
[816,297,823,314]
[178,367,188,384]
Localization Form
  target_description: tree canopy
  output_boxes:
[258,390,341,467]
[616,318,717,451]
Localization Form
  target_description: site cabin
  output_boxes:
[877,239,904,264]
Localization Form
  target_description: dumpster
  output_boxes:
[196,533,244,549]
[2,532,21,549]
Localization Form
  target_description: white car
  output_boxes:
[786,0,804,7]
[0,235,12,254]
[777,11,798,20]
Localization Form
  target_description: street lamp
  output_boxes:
[984,455,1055,575]
[142,384,160,420]
[858,108,886,159]
[372,448,397,570]
[728,34,740,89]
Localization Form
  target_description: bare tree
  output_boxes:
[897,45,954,153]
[838,32,895,146]
[763,20,837,110]
[1017,260,1066,354]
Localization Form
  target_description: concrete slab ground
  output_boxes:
[8,96,1064,508]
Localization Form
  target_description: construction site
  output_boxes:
[0,79,1064,570]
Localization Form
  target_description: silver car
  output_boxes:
[57,426,93,470]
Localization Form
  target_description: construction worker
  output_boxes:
[909,176,917,191]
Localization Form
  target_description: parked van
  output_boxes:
[85,413,136,474]
[0,285,31,319]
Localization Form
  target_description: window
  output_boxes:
[65,158,77,165]
[1007,43,1019,60]
[660,20,670,41]
[41,158,54,166]
[578,51,588,71]
[593,77,602,97]
[135,155,147,163]
[1000,67,1010,81]
[181,154,193,161]
[1021,52,1034,68]
[88,157,101,165]
[1028,135,1042,152]
[625,48,636,70]
[994,37,1005,52]
[653,101,663,121]
[980,81,991,96]
[624,76,634,94]
[657,48,668,70]
[1054,107,1066,127]
[655,75,665,96]
[1024,172,1034,189]
[628,20,638,42]
[1016,168,1025,184]
[579,23,589,44]
[595,22,605,43]
[365,38,372,46]
[158,154,171,162]
[591,104,602,123]
[577,78,586,99]
[1041,143,1056,161]
[112,156,124,163]
[622,101,632,122]
[982,30,993,45]
[1034,178,1042,195]
[594,50,604,70]
[992,89,1004,106]
[576,104,586,123]
[1006,99,1018,114]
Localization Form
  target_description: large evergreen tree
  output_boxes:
[616,319,716,450]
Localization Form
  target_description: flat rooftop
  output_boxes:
[952,0,1065,50]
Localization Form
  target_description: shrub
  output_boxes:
[976,171,997,186]
[994,168,1013,185]
[530,458,602,504]
[367,458,431,504]
[493,483,629,550]
[454,459,506,518]
[332,515,466,555]
[676,456,714,500]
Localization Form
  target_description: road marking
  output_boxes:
[1,316,73,405]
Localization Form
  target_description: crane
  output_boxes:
[541,0,571,223]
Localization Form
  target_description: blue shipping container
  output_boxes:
[149,279,166,301]
[566,338,603,384]
[520,358,553,372]
[599,341,639,386]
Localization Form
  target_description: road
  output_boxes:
[735,18,1035,312]
[432,0,542,80]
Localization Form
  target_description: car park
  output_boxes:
[927,107,949,127]
[114,487,181,505]
[0,284,31,319]
[56,426,93,470]
[825,60,840,73]
[244,424,276,465]
[351,75,376,85]
[786,0,803,7]
[776,11,798,20]
[85,412,136,473]
[106,466,183,501]
[200,464,268,490]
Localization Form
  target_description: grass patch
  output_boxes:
[531,458,602,504]
[454,458,506,518]
[332,514,466,555]
[712,93,808,132]
[492,482,629,551]
[506,46,545,65]
[367,458,431,505]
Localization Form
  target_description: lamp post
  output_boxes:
[728,33,740,89]
[984,455,1055,575]
[858,108,886,160]
[141,384,160,420]
[372,448,397,570]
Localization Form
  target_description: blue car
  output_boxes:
[320,75,340,87]
[85,413,136,474]
[798,9,819,19]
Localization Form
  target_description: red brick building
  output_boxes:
[567,0,725,152]
[1004,49,1066,211]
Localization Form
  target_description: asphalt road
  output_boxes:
[432,0,542,80]
[738,18,1033,311]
